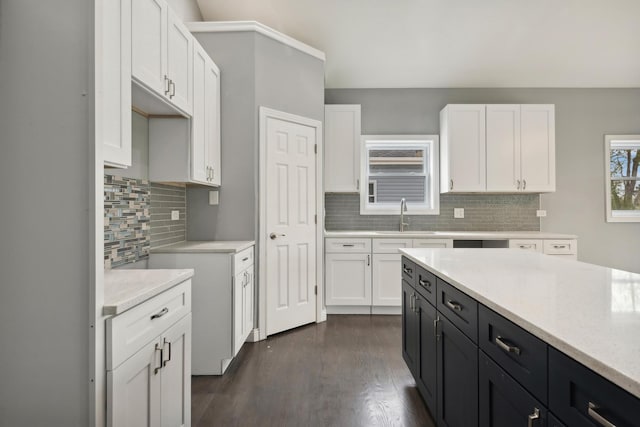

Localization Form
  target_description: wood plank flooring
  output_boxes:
[192,315,436,427]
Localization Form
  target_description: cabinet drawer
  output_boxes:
[509,239,544,253]
[413,238,453,249]
[325,238,371,253]
[107,280,191,370]
[543,240,577,255]
[401,257,416,287]
[436,278,478,343]
[415,265,436,306]
[234,246,254,275]
[549,347,640,427]
[372,238,412,253]
[479,305,548,404]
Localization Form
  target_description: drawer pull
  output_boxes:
[342,244,355,247]
[150,307,169,320]
[553,245,567,249]
[495,336,521,356]
[403,266,413,275]
[418,278,431,288]
[242,257,249,262]
[154,343,163,375]
[445,300,463,312]
[163,339,172,367]
[588,402,616,427]
[527,407,540,427]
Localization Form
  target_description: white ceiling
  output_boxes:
[195,0,640,89]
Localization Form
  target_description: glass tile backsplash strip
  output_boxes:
[104,175,151,268]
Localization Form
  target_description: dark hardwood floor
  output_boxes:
[192,315,436,427]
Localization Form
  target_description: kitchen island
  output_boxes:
[400,248,640,427]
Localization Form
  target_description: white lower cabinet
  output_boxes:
[325,252,372,306]
[372,253,402,306]
[107,282,192,427]
[509,238,578,260]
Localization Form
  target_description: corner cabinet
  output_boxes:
[441,104,555,194]
[107,280,192,427]
[98,0,132,168]
[324,105,362,192]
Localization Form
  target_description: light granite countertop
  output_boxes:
[325,230,577,239]
[400,248,640,399]
[104,269,194,315]
[150,240,255,254]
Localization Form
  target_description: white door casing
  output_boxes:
[260,108,323,337]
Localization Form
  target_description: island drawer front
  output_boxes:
[372,238,412,253]
[234,247,254,275]
[401,257,416,286]
[509,239,544,253]
[549,347,640,427]
[543,240,577,255]
[549,413,566,427]
[107,280,191,371]
[479,305,548,404]
[436,278,478,343]
[415,265,436,306]
[325,238,371,253]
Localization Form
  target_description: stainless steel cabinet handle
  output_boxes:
[356,179,360,190]
[588,402,616,427]
[527,407,540,427]
[418,278,431,288]
[164,75,170,95]
[163,339,172,367]
[154,343,163,374]
[242,257,249,262]
[342,244,355,247]
[269,232,286,240]
[151,307,169,320]
[413,295,420,312]
[450,179,454,190]
[517,179,521,190]
[553,245,567,249]
[434,317,440,341]
[445,300,462,312]
[403,266,413,275]
[367,254,370,266]
[495,336,522,356]
[523,179,527,190]
[170,80,175,98]
[409,294,414,312]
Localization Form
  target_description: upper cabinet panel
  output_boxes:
[520,105,555,192]
[131,0,167,95]
[486,105,521,192]
[440,104,486,193]
[166,9,193,115]
[324,105,361,193]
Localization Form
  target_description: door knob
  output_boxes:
[270,232,286,240]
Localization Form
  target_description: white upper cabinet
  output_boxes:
[520,105,555,192]
[441,104,555,193]
[440,104,487,193]
[324,105,361,192]
[99,0,132,168]
[191,40,221,187]
[131,0,192,115]
[486,105,521,191]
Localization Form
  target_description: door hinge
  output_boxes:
[314,144,318,154]
[314,285,318,295]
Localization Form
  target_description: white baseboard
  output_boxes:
[246,328,262,342]
[371,306,401,315]
[326,306,372,315]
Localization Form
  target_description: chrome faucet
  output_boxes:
[400,198,409,232]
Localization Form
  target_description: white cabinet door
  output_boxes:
[440,104,486,192]
[520,105,555,192]
[325,253,371,306]
[191,42,208,185]
[131,0,167,95]
[205,57,221,186]
[108,338,161,427]
[166,9,192,115]
[486,105,521,192]
[160,314,191,427]
[233,270,244,356]
[242,269,254,340]
[372,253,402,307]
[100,0,132,168]
[324,105,361,192]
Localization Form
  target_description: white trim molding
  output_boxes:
[186,21,326,61]
[604,134,640,222]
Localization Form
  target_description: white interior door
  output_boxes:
[265,115,317,336]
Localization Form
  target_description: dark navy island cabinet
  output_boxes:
[400,256,640,427]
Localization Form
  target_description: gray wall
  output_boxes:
[0,0,92,424]
[166,0,202,22]
[188,32,325,241]
[326,88,640,273]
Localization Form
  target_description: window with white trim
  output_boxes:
[360,135,439,215]
[605,135,640,222]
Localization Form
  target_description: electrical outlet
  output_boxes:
[536,210,547,217]
[454,208,464,219]
[209,190,219,205]
[171,210,180,221]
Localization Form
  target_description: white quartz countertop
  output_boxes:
[150,240,255,254]
[399,248,640,399]
[103,269,194,315]
[325,230,577,239]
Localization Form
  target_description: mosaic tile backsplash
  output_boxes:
[325,193,540,231]
[104,175,151,268]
